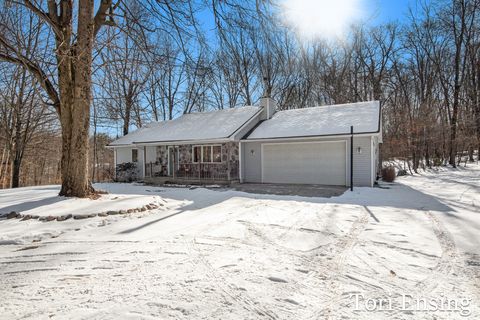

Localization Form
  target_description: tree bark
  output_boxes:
[58,0,96,197]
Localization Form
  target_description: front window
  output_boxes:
[202,146,212,162]
[193,146,201,163]
[132,149,138,162]
[213,145,222,162]
[192,145,222,163]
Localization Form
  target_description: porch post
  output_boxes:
[173,146,176,179]
[144,145,147,178]
[227,143,231,181]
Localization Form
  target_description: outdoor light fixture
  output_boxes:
[357,147,362,154]
[250,149,255,155]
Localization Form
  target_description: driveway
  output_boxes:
[228,182,347,197]
[1,166,479,319]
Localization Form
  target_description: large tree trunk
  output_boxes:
[58,0,95,197]
[59,99,93,197]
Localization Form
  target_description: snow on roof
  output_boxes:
[246,101,380,140]
[110,106,261,146]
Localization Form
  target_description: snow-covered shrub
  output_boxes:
[115,162,138,182]
[382,166,396,182]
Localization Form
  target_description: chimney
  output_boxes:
[259,97,276,120]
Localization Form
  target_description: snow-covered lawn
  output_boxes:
[0,166,479,319]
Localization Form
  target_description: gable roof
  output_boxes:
[109,106,261,146]
[245,101,380,140]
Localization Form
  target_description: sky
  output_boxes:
[367,0,416,25]
[197,0,418,43]
[104,0,416,135]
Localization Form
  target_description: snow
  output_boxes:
[109,106,261,146]
[0,164,479,319]
[246,101,380,139]
[0,183,181,218]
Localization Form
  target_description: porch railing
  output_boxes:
[145,162,239,181]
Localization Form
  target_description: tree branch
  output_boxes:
[10,0,62,38]
[94,0,116,37]
[0,52,60,114]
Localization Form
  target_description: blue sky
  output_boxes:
[367,0,416,24]
[197,0,418,42]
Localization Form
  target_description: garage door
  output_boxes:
[262,142,346,185]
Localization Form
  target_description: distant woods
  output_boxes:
[1,0,479,188]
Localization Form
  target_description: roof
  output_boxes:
[245,101,380,140]
[109,106,261,146]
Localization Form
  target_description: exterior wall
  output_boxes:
[373,136,380,180]
[116,147,133,164]
[242,141,263,183]
[115,146,143,181]
[352,136,372,187]
[145,146,157,163]
[241,135,376,187]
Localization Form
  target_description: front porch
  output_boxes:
[142,142,240,185]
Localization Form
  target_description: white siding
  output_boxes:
[351,136,372,187]
[116,147,133,164]
[114,146,145,179]
[145,146,157,163]
[242,142,263,183]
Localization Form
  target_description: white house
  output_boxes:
[108,99,382,187]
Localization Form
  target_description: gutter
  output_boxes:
[240,131,382,143]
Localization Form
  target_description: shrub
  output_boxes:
[115,162,138,182]
[382,166,396,182]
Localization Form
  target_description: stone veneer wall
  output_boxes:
[154,142,239,180]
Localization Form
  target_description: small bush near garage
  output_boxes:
[382,166,396,182]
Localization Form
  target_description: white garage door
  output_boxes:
[262,142,346,185]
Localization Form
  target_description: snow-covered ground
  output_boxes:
[0,165,479,319]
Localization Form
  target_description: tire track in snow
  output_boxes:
[383,210,462,320]
[416,211,457,294]
[185,237,279,319]
[308,207,370,320]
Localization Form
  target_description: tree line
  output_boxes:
[0,0,479,192]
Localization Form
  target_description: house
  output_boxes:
[108,98,382,187]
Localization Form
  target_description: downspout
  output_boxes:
[350,126,354,191]
[113,148,117,181]
[239,142,243,183]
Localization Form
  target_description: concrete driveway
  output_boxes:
[228,183,347,198]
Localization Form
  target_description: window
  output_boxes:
[213,145,222,163]
[192,145,222,163]
[193,146,201,163]
[132,149,138,163]
[203,146,212,162]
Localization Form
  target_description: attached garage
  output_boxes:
[241,101,381,187]
[261,141,346,185]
